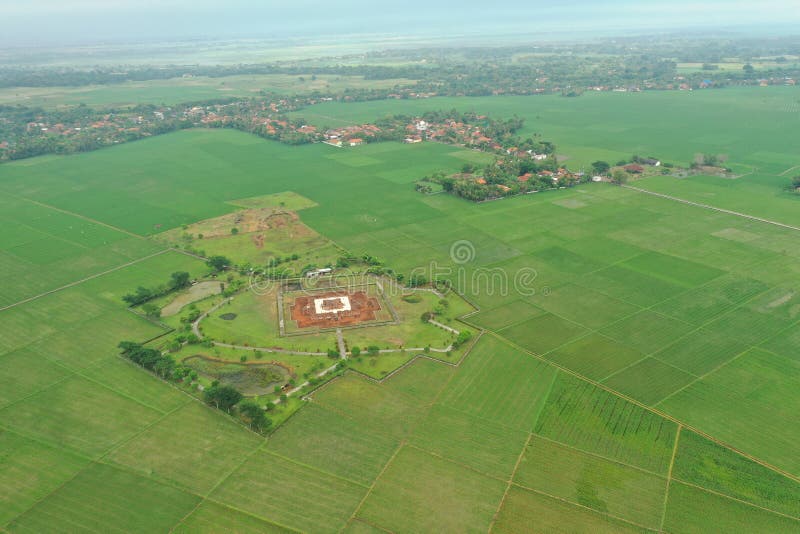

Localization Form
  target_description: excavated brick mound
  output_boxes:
[290,290,382,329]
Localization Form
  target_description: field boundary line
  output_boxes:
[1,397,192,529]
[11,194,146,239]
[341,333,468,532]
[488,433,533,533]
[653,347,751,407]
[0,422,300,533]
[262,449,370,489]
[0,373,75,414]
[350,517,394,533]
[670,478,800,522]
[531,433,667,479]
[622,185,800,232]
[490,331,800,484]
[510,483,660,532]
[406,442,509,484]
[659,425,682,531]
[168,440,303,534]
[343,440,406,531]
[0,248,172,313]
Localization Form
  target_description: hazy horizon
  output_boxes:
[3,0,800,49]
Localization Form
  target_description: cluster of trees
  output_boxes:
[118,340,272,433]
[118,341,196,382]
[122,271,192,307]
[452,330,473,349]
[432,153,585,202]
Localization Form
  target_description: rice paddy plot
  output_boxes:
[380,356,454,404]
[673,429,800,519]
[0,431,90,526]
[107,401,261,494]
[704,306,790,346]
[580,264,685,308]
[0,375,163,457]
[5,462,200,534]
[438,335,557,432]
[659,348,800,476]
[600,310,694,356]
[528,283,641,330]
[312,374,419,439]
[548,333,645,382]
[602,357,696,406]
[356,445,506,533]
[466,299,546,331]
[514,436,667,529]
[663,480,800,533]
[652,329,750,376]
[492,485,645,534]
[172,501,295,534]
[620,251,725,288]
[410,403,529,477]
[535,373,678,474]
[500,313,588,355]
[81,358,189,413]
[0,347,72,409]
[210,449,366,534]
[528,246,608,277]
[266,403,399,486]
[760,322,800,362]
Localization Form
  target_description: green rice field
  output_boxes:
[1,87,800,532]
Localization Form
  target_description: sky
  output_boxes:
[1,0,799,47]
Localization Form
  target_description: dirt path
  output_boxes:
[336,328,347,360]
[0,248,172,313]
[622,185,800,232]
[429,319,459,335]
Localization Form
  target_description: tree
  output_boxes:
[239,401,272,432]
[611,170,629,185]
[122,286,153,306]
[743,64,755,74]
[206,255,231,272]
[791,175,800,190]
[591,161,610,176]
[141,303,161,318]
[367,345,380,356]
[351,346,361,357]
[452,329,473,349]
[204,384,242,411]
[169,271,191,290]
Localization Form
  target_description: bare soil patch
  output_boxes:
[290,290,382,329]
